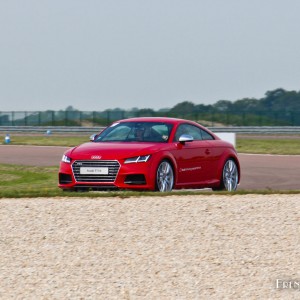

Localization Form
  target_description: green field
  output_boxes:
[0,163,235,198]
[3,135,87,147]
[236,136,300,155]
[1,163,299,198]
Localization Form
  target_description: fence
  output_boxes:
[1,126,300,135]
[0,110,300,127]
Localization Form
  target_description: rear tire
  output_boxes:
[213,159,238,192]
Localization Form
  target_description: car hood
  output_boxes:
[69,142,168,160]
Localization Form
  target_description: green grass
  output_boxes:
[0,164,59,197]
[0,163,299,198]
[236,138,300,155]
[2,135,88,147]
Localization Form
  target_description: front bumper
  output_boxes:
[58,159,157,191]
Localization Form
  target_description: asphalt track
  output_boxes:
[0,145,299,190]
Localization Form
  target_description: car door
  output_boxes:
[199,128,223,182]
[171,124,212,186]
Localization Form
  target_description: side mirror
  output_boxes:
[178,134,194,144]
[89,134,98,142]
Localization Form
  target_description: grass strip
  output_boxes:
[0,164,299,198]
[1,135,87,147]
[237,138,300,155]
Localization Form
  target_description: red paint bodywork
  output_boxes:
[58,117,240,191]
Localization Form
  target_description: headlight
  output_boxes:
[124,155,151,164]
[62,154,71,164]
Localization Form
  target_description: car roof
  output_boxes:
[116,117,197,125]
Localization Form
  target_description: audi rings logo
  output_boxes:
[91,155,101,159]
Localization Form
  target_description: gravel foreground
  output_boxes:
[1,194,300,299]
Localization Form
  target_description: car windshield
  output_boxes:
[95,121,173,143]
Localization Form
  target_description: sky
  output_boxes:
[0,0,300,112]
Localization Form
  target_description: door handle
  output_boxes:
[205,149,210,155]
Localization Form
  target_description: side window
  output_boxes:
[201,129,214,140]
[174,124,203,141]
[174,124,187,141]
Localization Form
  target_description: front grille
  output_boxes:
[72,160,120,183]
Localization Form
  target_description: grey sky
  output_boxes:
[0,0,300,112]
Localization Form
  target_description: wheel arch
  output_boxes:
[217,151,241,185]
[152,152,178,189]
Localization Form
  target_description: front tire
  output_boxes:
[156,160,174,192]
[214,159,239,191]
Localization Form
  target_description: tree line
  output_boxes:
[169,88,300,115]
[1,88,300,126]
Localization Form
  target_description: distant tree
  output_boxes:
[213,100,232,111]
[170,101,195,114]
[138,108,155,115]
[261,88,286,110]
[110,108,123,111]
[231,98,260,111]
[267,89,300,111]
[195,103,211,112]
[283,91,300,111]
[65,105,80,111]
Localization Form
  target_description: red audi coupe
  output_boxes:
[58,117,240,192]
